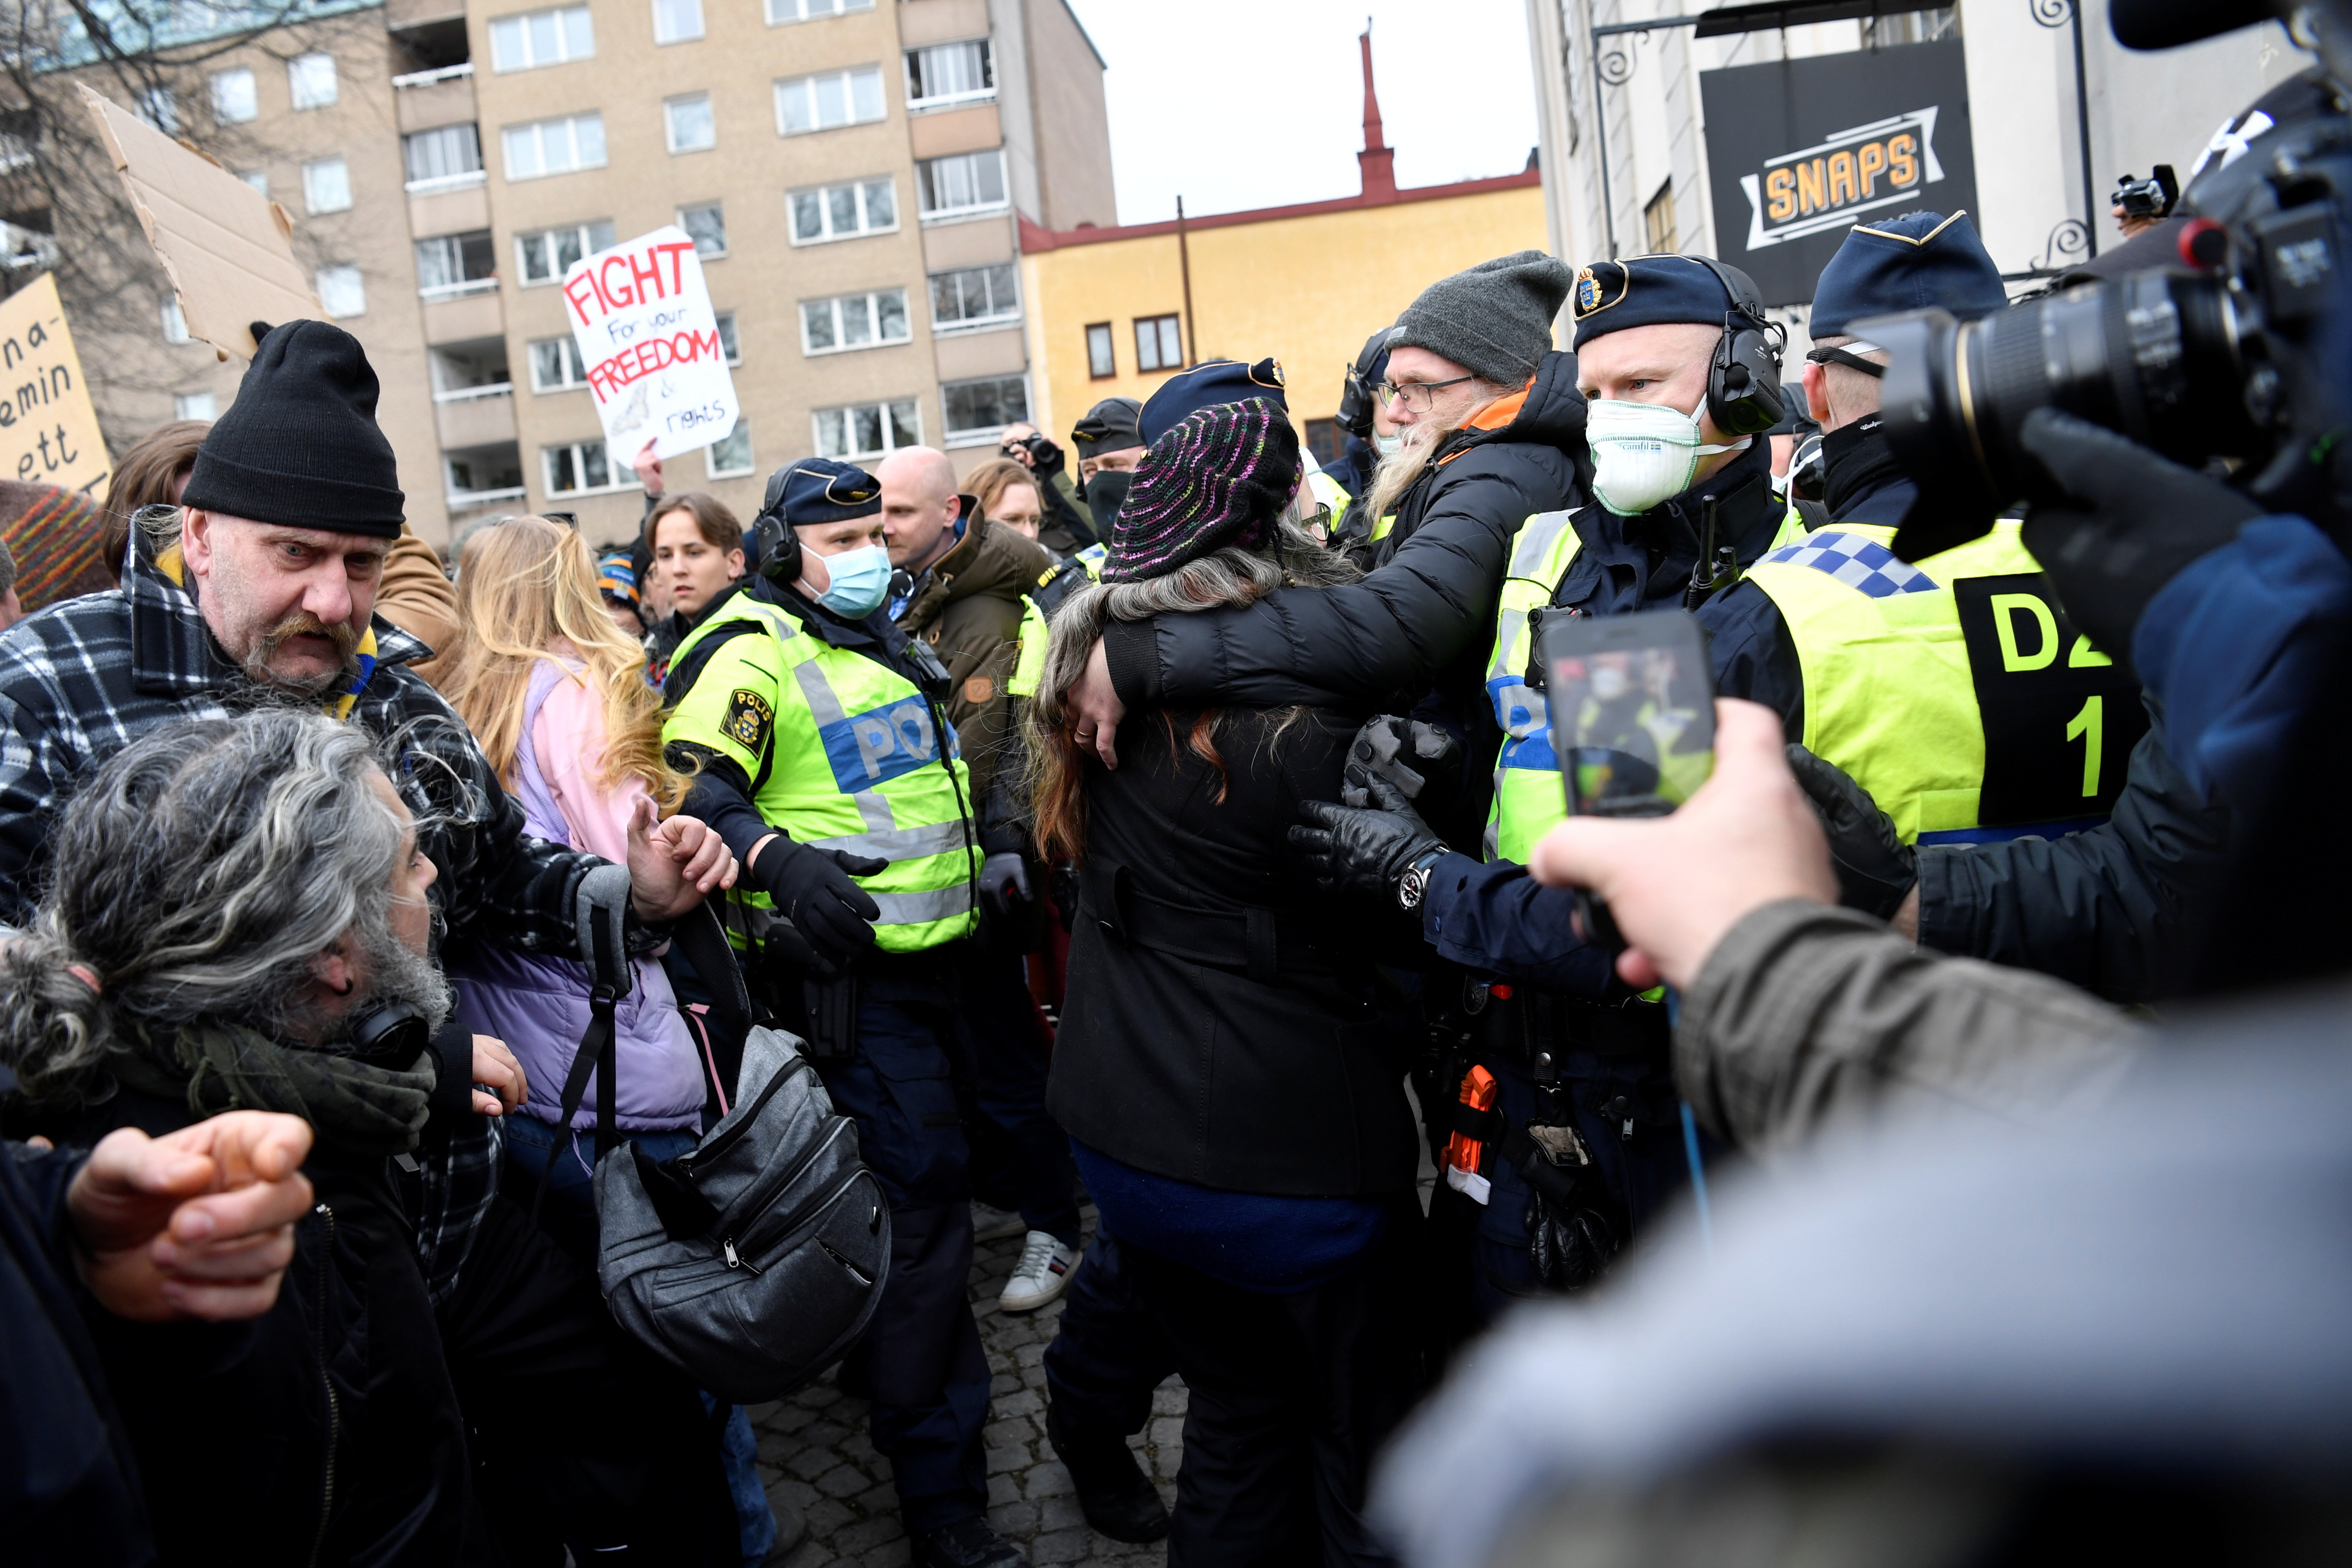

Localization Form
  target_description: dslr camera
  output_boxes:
[1865,88,2352,559]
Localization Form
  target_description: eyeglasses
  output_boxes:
[1374,374,1476,413]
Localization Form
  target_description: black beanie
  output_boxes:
[180,320,405,537]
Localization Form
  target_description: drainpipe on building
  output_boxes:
[1176,195,1197,368]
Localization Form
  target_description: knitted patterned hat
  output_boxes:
[1101,398,1299,584]
[0,481,114,610]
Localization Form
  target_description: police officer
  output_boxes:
[661,459,1024,1568]
[1067,396,1145,550]
[1701,212,2150,873]
[1320,324,1404,563]
[1293,254,1809,1348]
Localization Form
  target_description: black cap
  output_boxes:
[180,321,404,537]
[1809,211,2007,339]
[1070,397,1143,458]
[768,457,881,527]
[1139,358,1287,445]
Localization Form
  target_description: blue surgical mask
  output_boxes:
[1374,433,1403,457]
[813,544,892,618]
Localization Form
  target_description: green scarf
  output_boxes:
[110,1020,434,1159]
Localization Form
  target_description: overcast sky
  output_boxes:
[1061,0,1542,226]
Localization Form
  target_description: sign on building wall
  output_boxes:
[562,226,740,463]
[1699,39,1978,306]
[0,275,111,495]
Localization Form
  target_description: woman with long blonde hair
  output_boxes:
[440,516,713,1254]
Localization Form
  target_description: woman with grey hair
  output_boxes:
[1027,400,1424,1565]
[0,710,732,1566]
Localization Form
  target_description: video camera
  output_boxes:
[1863,1,2352,559]
[2114,164,2181,220]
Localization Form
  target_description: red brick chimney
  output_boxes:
[1358,22,1396,202]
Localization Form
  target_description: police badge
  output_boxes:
[723,689,774,751]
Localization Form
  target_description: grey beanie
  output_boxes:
[1390,250,1574,388]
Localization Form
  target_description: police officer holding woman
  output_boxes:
[660,460,1026,1568]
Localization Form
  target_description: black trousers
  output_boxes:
[1043,1228,1179,1440]
[1122,1203,1423,1568]
[438,1190,738,1566]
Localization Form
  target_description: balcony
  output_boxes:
[421,287,503,345]
[444,440,526,514]
[395,62,476,136]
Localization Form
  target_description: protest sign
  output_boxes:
[561,226,739,464]
[0,273,112,494]
[81,83,319,361]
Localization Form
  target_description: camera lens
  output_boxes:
[1866,270,2249,558]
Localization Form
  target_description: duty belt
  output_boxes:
[1464,980,1669,1068]
[1078,857,1349,987]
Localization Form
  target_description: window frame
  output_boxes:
[664,91,715,154]
[799,286,912,357]
[787,177,898,245]
[542,437,633,496]
[1085,322,1115,379]
[939,372,1030,448]
[677,201,727,259]
[402,124,485,191]
[515,219,616,287]
[652,0,703,44]
[161,298,189,344]
[1134,313,1182,373]
[528,335,590,392]
[928,263,1020,335]
[415,231,498,300]
[714,310,741,364]
[287,52,338,110]
[811,397,921,461]
[904,38,994,111]
[315,264,366,320]
[915,148,1008,222]
[137,88,177,135]
[209,67,255,124]
[706,422,754,479]
[773,65,886,136]
[173,390,217,422]
[488,5,595,73]
[765,0,875,25]
[501,112,607,182]
[301,155,352,216]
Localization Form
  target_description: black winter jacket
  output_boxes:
[1101,352,1588,731]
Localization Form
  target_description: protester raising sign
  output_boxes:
[561,225,740,464]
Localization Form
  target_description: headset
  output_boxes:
[1687,256,1789,438]
[752,466,801,584]
[1337,325,1403,439]
[345,998,430,1070]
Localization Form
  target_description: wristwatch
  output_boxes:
[1395,847,1448,912]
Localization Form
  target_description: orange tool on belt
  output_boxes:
[1443,1064,1499,1206]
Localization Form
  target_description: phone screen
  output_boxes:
[1547,633,1715,819]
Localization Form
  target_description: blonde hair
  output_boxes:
[965,457,1040,520]
[444,515,686,814]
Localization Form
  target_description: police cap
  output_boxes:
[1808,210,2007,340]
[766,457,882,528]
[1070,397,1143,459]
[1139,358,1287,444]
[1569,255,1739,349]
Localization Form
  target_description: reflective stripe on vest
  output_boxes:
[1745,518,2142,845]
[665,597,979,953]
[1482,499,1814,863]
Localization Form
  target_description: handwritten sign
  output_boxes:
[0,275,111,493]
[561,226,738,463]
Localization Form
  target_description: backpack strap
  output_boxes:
[672,900,752,1119]
[532,898,629,1225]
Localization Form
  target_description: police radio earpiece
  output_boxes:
[752,467,801,583]
[1690,257,1788,438]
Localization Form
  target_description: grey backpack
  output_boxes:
[555,902,891,1404]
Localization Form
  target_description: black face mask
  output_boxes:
[1085,470,1134,532]
[1819,413,1907,517]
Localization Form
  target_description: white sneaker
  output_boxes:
[999,1230,1079,1312]
[972,1200,1026,1243]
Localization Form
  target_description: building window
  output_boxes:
[517,219,615,285]
[665,93,714,153]
[316,265,365,319]
[161,299,189,343]
[1643,180,1676,255]
[403,123,483,188]
[916,150,1006,220]
[490,5,594,72]
[1135,313,1182,373]
[707,423,752,478]
[210,68,255,124]
[545,438,627,495]
[678,201,726,258]
[503,113,606,181]
[789,177,895,243]
[288,53,338,110]
[715,310,740,362]
[775,66,884,135]
[1304,418,1345,471]
[416,231,496,297]
[174,391,217,422]
[302,156,351,215]
[929,264,1017,332]
[942,374,1028,446]
[814,398,920,460]
[905,40,993,109]
[768,0,873,23]
[238,169,269,195]
[1085,322,1114,379]
[801,287,909,355]
[446,449,525,498]
[137,89,177,135]
[653,0,703,42]
[530,336,589,391]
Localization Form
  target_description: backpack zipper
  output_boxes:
[305,1203,340,1568]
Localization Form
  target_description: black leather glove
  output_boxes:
[1514,1124,1623,1293]
[979,851,1032,923]
[1289,776,1446,900]
[1786,744,1916,921]
[1340,713,1462,818]
[2017,407,2265,663]
[749,836,887,968]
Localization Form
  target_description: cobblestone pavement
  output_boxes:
[749,1203,1177,1568]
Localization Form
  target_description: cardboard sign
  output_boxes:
[0,274,112,493]
[81,83,319,361]
[561,226,739,463]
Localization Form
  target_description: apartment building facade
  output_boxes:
[35,0,1112,547]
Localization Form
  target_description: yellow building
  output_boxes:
[1018,28,1549,468]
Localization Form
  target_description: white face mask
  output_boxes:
[1585,395,1751,517]
[1374,433,1403,457]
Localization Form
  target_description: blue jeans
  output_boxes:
[503,1116,777,1566]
